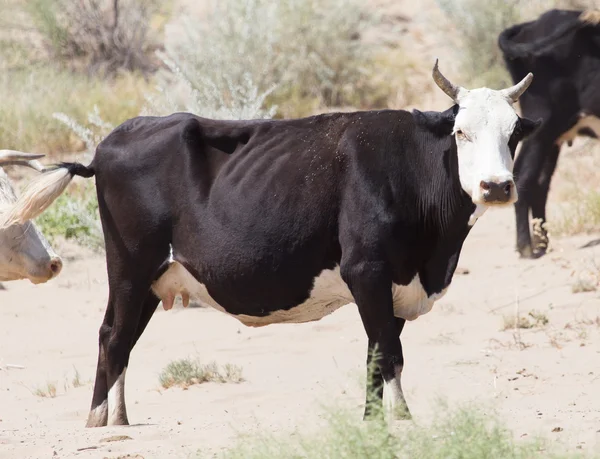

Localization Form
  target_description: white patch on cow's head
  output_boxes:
[431,59,535,209]
[452,88,519,206]
[0,168,63,283]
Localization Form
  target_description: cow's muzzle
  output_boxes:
[480,180,514,204]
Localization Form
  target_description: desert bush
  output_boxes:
[216,398,588,459]
[151,0,403,119]
[142,53,278,121]
[23,0,164,76]
[435,0,521,89]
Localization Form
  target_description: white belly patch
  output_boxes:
[557,114,600,146]
[150,258,447,326]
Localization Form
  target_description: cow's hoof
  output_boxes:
[532,248,547,259]
[86,402,108,428]
[517,244,534,259]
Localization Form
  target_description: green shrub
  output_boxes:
[216,398,590,459]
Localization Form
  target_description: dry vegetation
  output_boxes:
[159,357,244,389]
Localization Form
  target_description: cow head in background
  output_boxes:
[0,151,62,284]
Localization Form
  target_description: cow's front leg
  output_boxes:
[342,261,411,421]
[364,317,406,420]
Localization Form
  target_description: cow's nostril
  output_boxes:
[480,180,491,191]
[504,182,512,195]
[49,258,63,275]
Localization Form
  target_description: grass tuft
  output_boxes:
[159,358,244,389]
[34,380,57,398]
[72,367,84,388]
[502,310,549,331]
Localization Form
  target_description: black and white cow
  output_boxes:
[2,61,539,427]
[498,8,600,258]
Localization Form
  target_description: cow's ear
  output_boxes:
[412,105,457,137]
[519,116,543,139]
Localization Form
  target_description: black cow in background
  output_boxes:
[498,8,600,258]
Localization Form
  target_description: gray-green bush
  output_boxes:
[151,0,395,118]
[435,0,521,89]
[23,0,163,76]
[216,398,593,459]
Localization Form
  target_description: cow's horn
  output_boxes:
[501,72,534,103]
[0,150,47,172]
[0,150,45,163]
[432,59,464,102]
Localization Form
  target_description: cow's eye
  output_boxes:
[456,129,467,140]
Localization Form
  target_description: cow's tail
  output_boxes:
[0,162,95,229]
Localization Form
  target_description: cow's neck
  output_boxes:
[413,136,474,239]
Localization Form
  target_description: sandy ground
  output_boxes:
[1,199,600,459]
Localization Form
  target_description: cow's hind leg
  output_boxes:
[514,138,537,258]
[530,144,560,257]
[86,211,169,427]
[343,261,411,421]
[86,279,162,427]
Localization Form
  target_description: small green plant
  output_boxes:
[158,358,244,389]
[34,380,57,398]
[72,367,83,388]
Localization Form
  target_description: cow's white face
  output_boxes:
[0,168,63,284]
[431,60,539,209]
[453,88,519,206]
